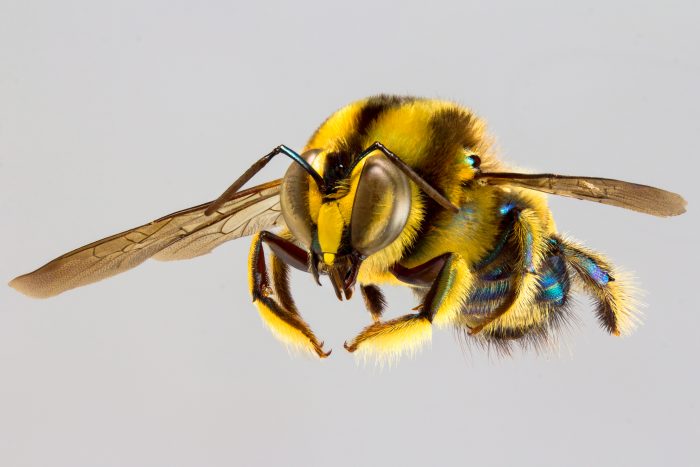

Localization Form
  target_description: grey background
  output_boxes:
[1,1,698,466]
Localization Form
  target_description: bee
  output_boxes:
[10,95,687,360]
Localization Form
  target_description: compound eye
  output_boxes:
[280,149,321,248]
[351,156,411,257]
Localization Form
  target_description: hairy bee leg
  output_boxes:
[344,254,472,359]
[553,237,637,335]
[360,285,386,323]
[343,254,449,354]
[270,253,299,315]
[248,232,330,358]
[469,208,548,335]
[205,145,325,215]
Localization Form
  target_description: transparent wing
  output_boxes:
[479,173,686,217]
[10,180,284,298]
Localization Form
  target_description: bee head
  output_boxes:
[280,149,412,299]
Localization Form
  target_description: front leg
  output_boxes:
[344,254,473,360]
[249,231,331,358]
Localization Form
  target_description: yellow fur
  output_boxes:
[479,209,550,334]
[305,101,365,152]
[348,316,432,365]
[363,102,443,166]
[602,272,642,336]
[398,185,501,269]
[254,300,320,356]
[556,236,642,335]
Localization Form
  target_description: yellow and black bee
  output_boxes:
[10,95,687,360]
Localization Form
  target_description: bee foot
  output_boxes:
[315,341,332,358]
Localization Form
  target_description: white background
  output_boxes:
[1,1,697,466]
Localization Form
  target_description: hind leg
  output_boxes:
[469,208,548,336]
[552,236,638,335]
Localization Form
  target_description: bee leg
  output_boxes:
[270,252,299,315]
[552,236,638,335]
[249,231,331,358]
[344,254,472,359]
[360,285,386,323]
[468,208,547,336]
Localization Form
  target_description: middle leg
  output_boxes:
[344,254,473,359]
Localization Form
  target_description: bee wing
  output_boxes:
[478,173,686,217]
[10,180,284,299]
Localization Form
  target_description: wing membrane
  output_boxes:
[479,173,686,217]
[10,180,284,298]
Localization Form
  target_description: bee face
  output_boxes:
[280,148,413,299]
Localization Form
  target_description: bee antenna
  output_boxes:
[350,141,460,213]
[205,145,325,216]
